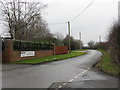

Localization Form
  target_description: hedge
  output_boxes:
[14,40,54,50]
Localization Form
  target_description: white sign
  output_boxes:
[21,51,35,57]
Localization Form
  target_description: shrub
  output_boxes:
[108,21,120,64]
[14,40,54,51]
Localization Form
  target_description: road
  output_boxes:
[2,50,118,89]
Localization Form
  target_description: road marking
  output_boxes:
[69,79,74,82]
[74,76,78,79]
[81,70,88,74]
[63,83,67,85]
[73,68,91,80]
[58,86,62,88]
[78,69,89,76]
[57,68,91,89]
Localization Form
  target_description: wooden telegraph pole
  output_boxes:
[79,32,82,49]
[99,35,101,43]
[67,21,71,53]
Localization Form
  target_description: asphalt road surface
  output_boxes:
[2,50,118,89]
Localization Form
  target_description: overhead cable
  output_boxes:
[70,0,95,22]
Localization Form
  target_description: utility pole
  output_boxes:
[118,1,120,20]
[67,21,71,52]
[99,35,101,43]
[79,32,82,49]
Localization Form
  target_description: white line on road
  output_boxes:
[81,70,88,74]
[57,67,91,89]
[58,86,62,88]
[78,68,90,76]
[69,79,74,82]
[74,76,78,79]
[63,83,67,85]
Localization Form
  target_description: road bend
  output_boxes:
[2,50,118,88]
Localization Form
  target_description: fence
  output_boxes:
[54,46,68,55]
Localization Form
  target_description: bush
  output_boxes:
[108,21,120,64]
[14,40,54,51]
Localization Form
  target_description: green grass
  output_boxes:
[12,51,86,64]
[96,49,120,77]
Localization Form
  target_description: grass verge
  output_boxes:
[95,49,120,77]
[12,51,87,64]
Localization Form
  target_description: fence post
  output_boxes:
[3,39,13,63]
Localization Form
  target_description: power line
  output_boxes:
[48,0,95,25]
[70,0,95,22]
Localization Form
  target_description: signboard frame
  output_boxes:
[21,51,35,57]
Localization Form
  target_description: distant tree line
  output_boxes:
[87,41,109,50]
[62,35,83,50]
[53,33,83,50]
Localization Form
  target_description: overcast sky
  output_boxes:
[0,0,119,46]
[40,0,119,46]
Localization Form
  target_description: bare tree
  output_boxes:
[108,20,120,64]
[54,32,64,45]
[0,0,50,41]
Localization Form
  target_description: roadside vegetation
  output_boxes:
[86,20,120,77]
[12,51,86,64]
[94,20,120,77]
[95,49,120,77]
